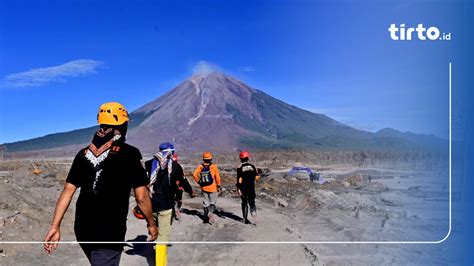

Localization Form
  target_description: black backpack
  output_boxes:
[198,163,214,187]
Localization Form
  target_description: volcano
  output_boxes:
[3,72,446,154]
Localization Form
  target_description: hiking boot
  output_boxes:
[174,209,181,220]
[250,211,258,224]
[208,213,216,225]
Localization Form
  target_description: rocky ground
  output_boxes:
[0,159,449,265]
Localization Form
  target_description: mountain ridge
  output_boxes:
[2,72,447,153]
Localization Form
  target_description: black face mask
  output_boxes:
[100,122,128,142]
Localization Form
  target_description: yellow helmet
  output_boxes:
[97,102,129,125]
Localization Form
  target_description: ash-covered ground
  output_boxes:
[0,159,449,265]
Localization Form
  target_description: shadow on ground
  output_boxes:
[125,235,155,266]
[215,209,243,223]
[181,207,243,224]
[180,208,207,223]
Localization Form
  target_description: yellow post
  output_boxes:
[155,244,167,266]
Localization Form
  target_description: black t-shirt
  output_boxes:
[236,162,258,194]
[66,143,148,244]
[144,160,192,212]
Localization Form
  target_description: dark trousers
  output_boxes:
[175,189,183,209]
[241,193,256,213]
[79,244,123,266]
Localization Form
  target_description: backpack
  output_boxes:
[198,163,214,187]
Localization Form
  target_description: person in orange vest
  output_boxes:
[193,151,221,224]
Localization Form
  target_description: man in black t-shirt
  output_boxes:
[236,151,260,224]
[44,102,157,265]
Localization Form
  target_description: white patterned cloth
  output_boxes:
[84,127,122,195]
[149,150,174,195]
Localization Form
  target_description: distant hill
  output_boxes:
[2,72,447,154]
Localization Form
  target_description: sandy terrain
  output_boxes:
[0,159,449,265]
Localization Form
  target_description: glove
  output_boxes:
[217,185,221,193]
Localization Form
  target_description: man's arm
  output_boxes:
[134,186,158,241]
[44,182,77,254]
[236,167,242,195]
[192,166,201,183]
[176,164,194,196]
[213,165,222,193]
[254,165,260,181]
[214,165,221,186]
[181,177,194,197]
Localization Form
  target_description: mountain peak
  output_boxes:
[189,71,239,84]
[189,71,227,83]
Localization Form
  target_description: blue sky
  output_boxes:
[0,0,468,143]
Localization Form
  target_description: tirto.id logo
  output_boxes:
[388,24,451,41]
